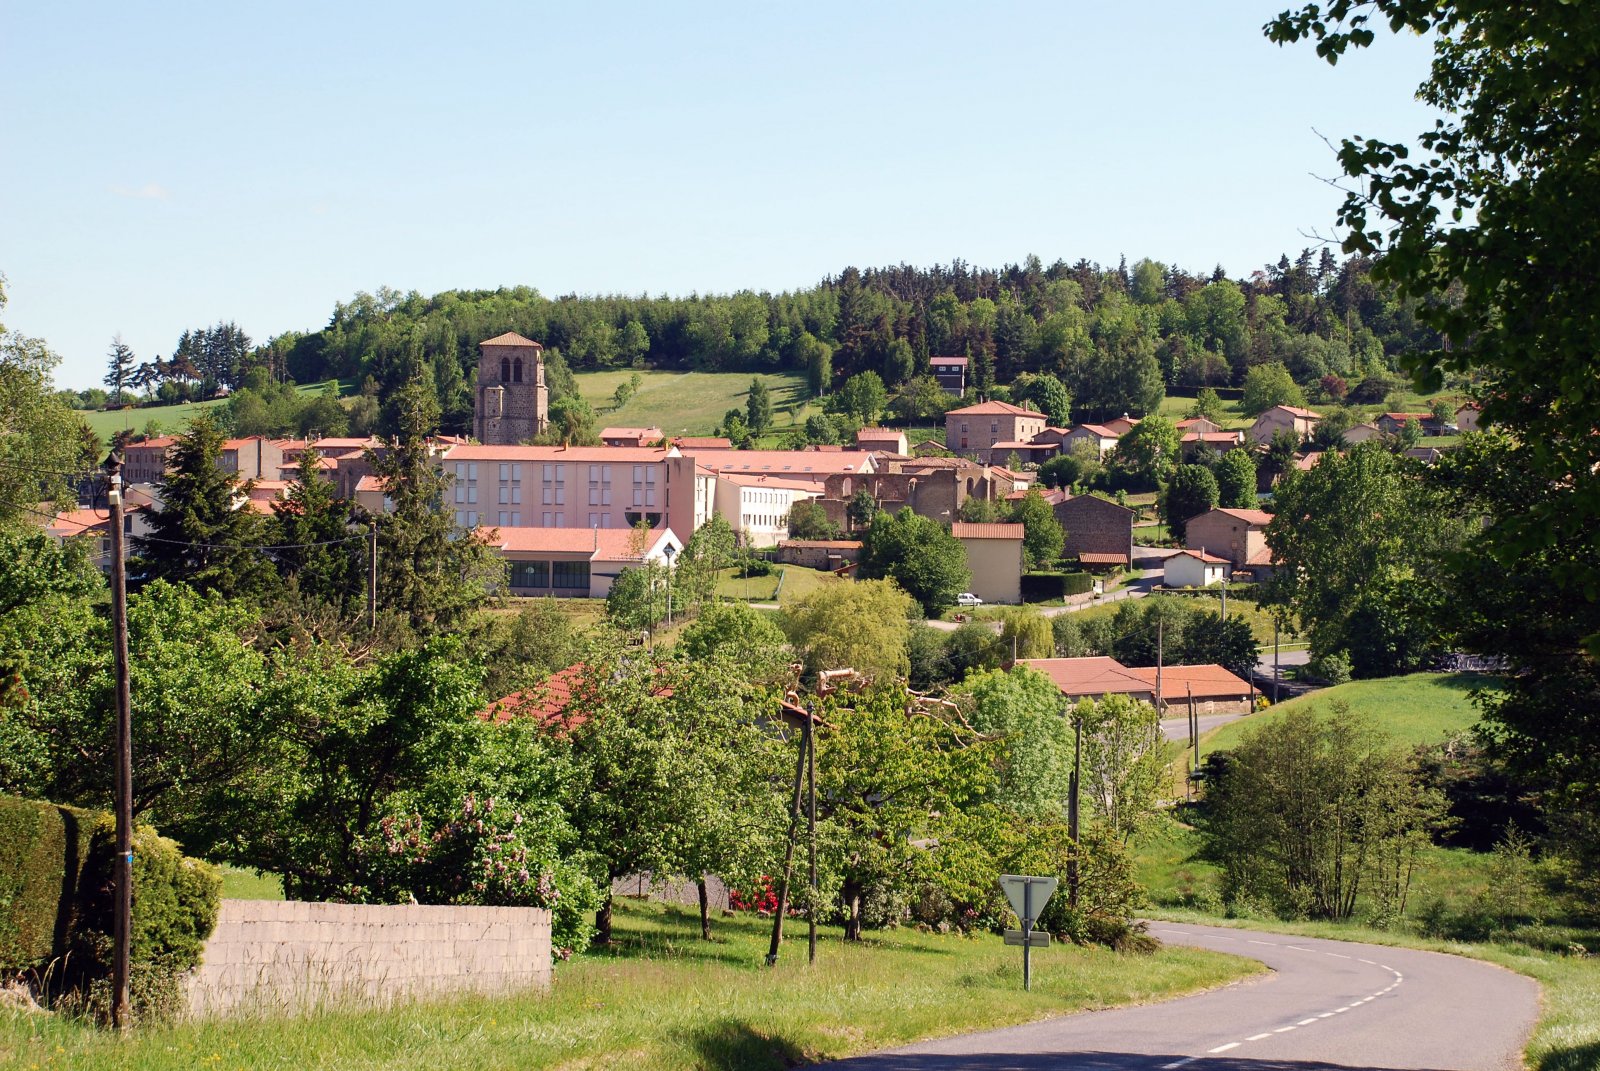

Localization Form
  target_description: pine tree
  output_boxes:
[271,455,361,609]
[132,416,277,597]
[103,334,135,405]
[368,382,503,632]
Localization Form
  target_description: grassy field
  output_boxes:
[1202,671,1488,759]
[712,564,839,605]
[575,370,815,438]
[0,899,1259,1071]
[79,381,355,440]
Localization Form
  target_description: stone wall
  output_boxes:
[186,900,551,1018]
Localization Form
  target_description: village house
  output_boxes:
[1185,506,1276,574]
[1054,493,1135,569]
[944,400,1046,455]
[1175,416,1223,435]
[952,522,1024,605]
[854,427,909,455]
[1018,656,1253,714]
[714,472,822,547]
[1376,411,1444,436]
[483,525,682,600]
[1455,402,1480,433]
[600,426,664,448]
[1061,423,1122,459]
[929,355,968,397]
[1248,404,1321,444]
[1163,548,1230,588]
[1180,429,1246,461]
[45,502,155,572]
[1342,422,1383,446]
[1101,415,1140,437]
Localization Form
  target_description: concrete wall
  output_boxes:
[959,535,1023,604]
[186,899,551,1018]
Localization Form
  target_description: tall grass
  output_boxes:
[0,900,1256,1071]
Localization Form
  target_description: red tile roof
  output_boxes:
[480,665,590,733]
[601,426,663,441]
[930,356,969,367]
[946,400,1045,418]
[480,332,542,348]
[779,539,863,549]
[952,522,1024,540]
[1126,664,1252,701]
[1017,657,1154,698]
[483,525,674,560]
[1078,551,1130,565]
[684,449,871,474]
[1171,548,1230,564]
[443,444,674,462]
[1208,507,1274,526]
[669,436,733,449]
[1266,405,1321,419]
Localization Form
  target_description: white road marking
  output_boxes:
[1326,952,1351,959]
[1158,1059,1198,1070]
[1248,939,1277,946]
[1318,1012,1335,1018]
[1287,945,1316,952]
[1208,1042,1241,1053]
[1246,1033,1272,1041]
[1334,1007,1350,1013]
[1274,1026,1297,1033]
[1359,958,1377,964]
[1298,1018,1319,1025]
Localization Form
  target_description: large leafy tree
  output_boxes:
[1112,414,1180,489]
[858,507,970,617]
[1013,372,1073,426]
[1214,447,1258,509]
[271,453,361,609]
[781,579,914,681]
[954,667,1073,819]
[0,277,95,532]
[1010,487,1065,571]
[1240,362,1306,417]
[1266,444,1466,677]
[1161,464,1220,544]
[1268,0,1600,877]
[133,416,278,598]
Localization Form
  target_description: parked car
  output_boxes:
[955,592,983,607]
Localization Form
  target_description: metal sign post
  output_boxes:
[998,874,1058,991]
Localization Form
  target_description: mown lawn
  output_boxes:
[0,900,1259,1071]
[1201,671,1489,759]
[217,866,283,901]
[575,370,813,437]
[711,565,839,605]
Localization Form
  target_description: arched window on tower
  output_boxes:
[500,357,511,382]
[513,357,524,383]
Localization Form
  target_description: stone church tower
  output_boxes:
[474,332,549,444]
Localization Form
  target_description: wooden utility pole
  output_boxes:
[1273,618,1281,703]
[104,452,134,1030]
[366,519,378,630]
[1220,580,1227,622]
[1155,615,1165,713]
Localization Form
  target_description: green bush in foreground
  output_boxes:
[0,795,221,1020]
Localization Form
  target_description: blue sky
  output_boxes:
[2,2,1439,390]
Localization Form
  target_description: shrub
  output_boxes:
[1021,572,1094,601]
[0,796,221,1020]
[1306,650,1353,686]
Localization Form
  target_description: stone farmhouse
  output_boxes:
[1248,404,1321,444]
[944,400,1046,455]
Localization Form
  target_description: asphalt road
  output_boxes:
[817,921,1538,1071]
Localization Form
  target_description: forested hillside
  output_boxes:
[241,252,1442,431]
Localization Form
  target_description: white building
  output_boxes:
[1163,548,1231,588]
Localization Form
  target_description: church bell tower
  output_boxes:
[474,332,549,444]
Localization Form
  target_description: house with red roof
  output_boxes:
[1184,507,1276,572]
[1163,548,1231,588]
[929,355,968,397]
[1248,405,1321,445]
[1017,656,1253,714]
[600,426,664,448]
[944,400,1046,455]
[952,521,1024,604]
[855,427,909,455]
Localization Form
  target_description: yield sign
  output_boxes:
[999,874,1058,927]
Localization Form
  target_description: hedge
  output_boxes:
[1021,571,1095,601]
[0,795,220,1018]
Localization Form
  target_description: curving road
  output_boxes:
[818,922,1538,1071]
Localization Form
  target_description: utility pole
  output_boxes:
[366,519,378,630]
[104,452,134,1031]
[1220,580,1227,622]
[1273,618,1281,703]
[1155,614,1165,714]
[1188,683,1199,784]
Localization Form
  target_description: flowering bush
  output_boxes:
[728,875,780,915]
[349,794,601,956]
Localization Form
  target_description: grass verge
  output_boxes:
[0,899,1260,1071]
